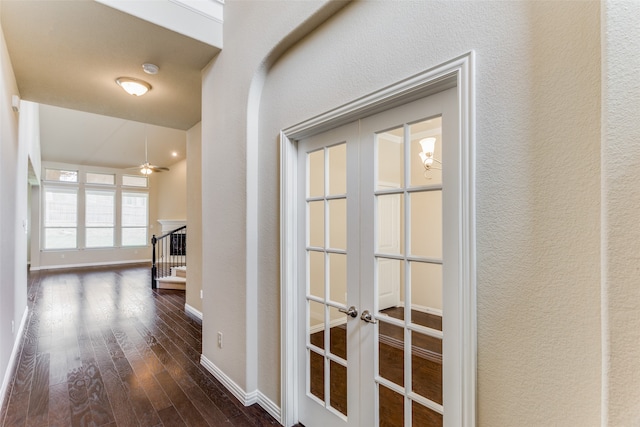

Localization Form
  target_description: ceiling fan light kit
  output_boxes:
[127,132,170,175]
[140,165,153,175]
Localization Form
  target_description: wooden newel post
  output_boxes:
[151,234,157,289]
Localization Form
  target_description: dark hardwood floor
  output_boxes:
[0,264,280,427]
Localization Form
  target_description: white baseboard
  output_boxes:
[200,355,281,423]
[30,258,151,271]
[184,303,203,321]
[0,307,28,406]
[257,390,281,422]
[200,355,250,405]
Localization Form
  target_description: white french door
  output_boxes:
[297,87,460,427]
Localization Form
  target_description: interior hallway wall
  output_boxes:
[156,158,187,221]
[0,16,28,405]
[258,2,601,424]
[601,1,640,424]
[200,0,345,400]
[199,0,604,423]
[186,122,202,313]
[259,2,601,426]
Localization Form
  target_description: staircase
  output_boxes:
[156,266,187,290]
[151,225,186,289]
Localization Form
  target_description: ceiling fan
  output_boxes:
[127,135,169,175]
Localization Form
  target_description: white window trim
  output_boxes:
[85,188,116,248]
[43,185,79,250]
[280,52,476,426]
[40,167,150,251]
[121,191,150,247]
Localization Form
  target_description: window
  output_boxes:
[41,168,150,251]
[86,172,115,185]
[45,168,78,182]
[122,192,148,246]
[85,190,115,247]
[44,187,78,249]
[122,175,147,188]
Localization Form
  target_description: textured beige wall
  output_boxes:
[201,0,605,423]
[0,16,28,402]
[258,1,601,423]
[156,158,187,221]
[201,0,346,395]
[601,1,640,424]
[186,122,202,313]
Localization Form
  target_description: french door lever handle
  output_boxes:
[338,306,358,318]
[360,310,377,324]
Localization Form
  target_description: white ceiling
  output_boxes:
[1,0,221,169]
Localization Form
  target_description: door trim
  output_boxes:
[280,51,476,427]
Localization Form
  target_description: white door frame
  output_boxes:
[280,51,476,427]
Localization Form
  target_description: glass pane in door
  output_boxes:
[309,149,324,197]
[328,198,347,250]
[375,116,444,426]
[378,322,404,387]
[409,262,442,326]
[409,191,442,259]
[329,253,347,305]
[305,142,349,419]
[309,300,325,350]
[329,306,347,360]
[328,143,347,195]
[412,401,443,427]
[411,330,442,405]
[376,194,404,256]
[309,350,325,401]
[409,117,442,187]
[330,360,348,416]
[309,251,325,299]
[377,126,404,190]
[377,257,403,312]
[379,384,404,427]
[308,201,325,248]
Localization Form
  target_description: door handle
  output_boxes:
[360,310,377,324]
[338,305,358,318]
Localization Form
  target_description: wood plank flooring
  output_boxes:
[0,264,280,427]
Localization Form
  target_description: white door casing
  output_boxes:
[281,52,476,427]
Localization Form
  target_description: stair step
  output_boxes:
[173,266,187,278]
[156,276,186,290]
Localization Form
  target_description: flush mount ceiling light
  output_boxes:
[115,77,151,96]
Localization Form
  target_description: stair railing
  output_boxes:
[151,225,187,289]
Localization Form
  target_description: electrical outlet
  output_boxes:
[217,332,223,348]
[200,289,203,299]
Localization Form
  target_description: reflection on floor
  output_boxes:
[309,306,443,427]
[0,264,279,427]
